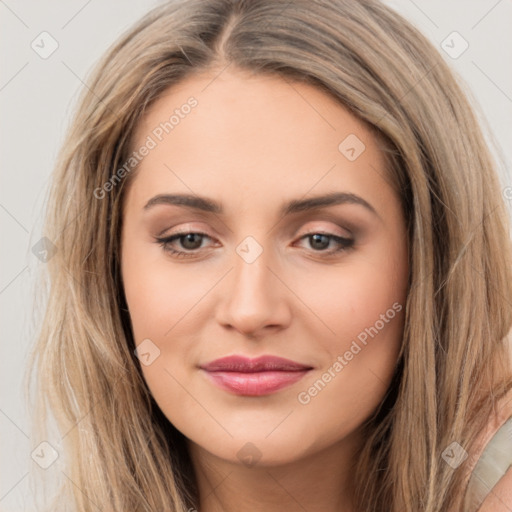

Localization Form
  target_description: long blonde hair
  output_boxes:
[29,0,512,510]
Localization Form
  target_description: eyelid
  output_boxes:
[158,220,353,242]
[296,221,353,239]
[156,222,212,238]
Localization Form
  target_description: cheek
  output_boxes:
[296,236,407,411]
[121,238,210,343]
[294,263,405,441]
[307,250,406,353]
[121,252,202,415]
[121,241,222,397]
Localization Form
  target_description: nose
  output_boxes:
[215,241,291,339]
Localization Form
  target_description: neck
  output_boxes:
[187,428,362,512]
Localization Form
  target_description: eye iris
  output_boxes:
[181,233,203,250]
[310,233,330,250]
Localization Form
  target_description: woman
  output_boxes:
[29,0,512,510]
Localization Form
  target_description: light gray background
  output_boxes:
[1,1,511,510]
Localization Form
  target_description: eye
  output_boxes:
[154,230,354,259]
[155,231,213,258]
[295,232,354,255]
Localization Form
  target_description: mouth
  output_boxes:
[200,355,313,396]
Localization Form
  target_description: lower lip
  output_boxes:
[202,370,310,396]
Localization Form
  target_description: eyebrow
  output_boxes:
[143,191,379,218]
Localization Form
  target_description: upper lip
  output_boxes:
[200,355,312,373]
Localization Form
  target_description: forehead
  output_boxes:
[132,68,373,151]
[125,69,394,217]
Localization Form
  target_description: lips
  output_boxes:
[201,355,312,372]
[200,355,313,396]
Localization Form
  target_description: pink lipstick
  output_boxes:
[200,355,312,396]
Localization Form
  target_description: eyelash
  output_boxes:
[155,230,355,259]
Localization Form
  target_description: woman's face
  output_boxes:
[121,68,409,467]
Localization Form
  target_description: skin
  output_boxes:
[120,67,409,512]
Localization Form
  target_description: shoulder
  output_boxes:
[463,388,512,512]
[478,466,512,512]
